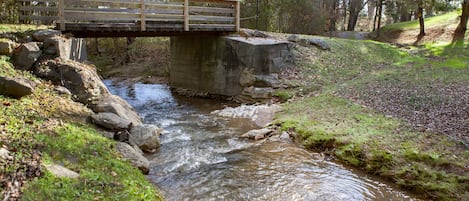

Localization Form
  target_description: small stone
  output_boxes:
[287,34,300,43]
[308,38,330,51]
[129,124,162,152]
[45,164,79,178]
[241,128,272,140]
[0,148,12,160]
[54,85,72,95]
[0,39,17,56]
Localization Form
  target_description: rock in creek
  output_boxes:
[130,124,162,153]
[241,128,273,140]
[91,112,132,131]
[115,142,150,174]
[0,76,35,98]
[92,95,143,126]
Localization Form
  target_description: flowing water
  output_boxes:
[105,80,419,201]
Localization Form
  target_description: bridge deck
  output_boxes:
[19,0,240,37]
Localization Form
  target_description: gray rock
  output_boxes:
[242,86,273,99]
[43,36,87,62]
[129,124,162,152]
[91,112,132,131]
[239,68,256,87]
[115,142,150,174]
[32,29,61,42]
[0,148,12,160]
[0,76,34,98]
[255,74,281,88]
[241,128,272,140]
[92,95,142,126]
[287,34,300,43]
[45,164,79,178]
[0,39,17,56]
[54,85,72,95]
[34,59,110,105]
[308,38,330,51]
[13,42,42,70]
[114,130,130,142]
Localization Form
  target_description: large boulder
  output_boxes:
[308,38,331,51]
[0,39,17,56]
[0,76,35,98]
[34,59,110,105]
[92,95,143,126]
[91,112,132,131]
[43,36,87,62]
[115,142,150,174]
[13,42,42,70]
[32,29,61,42]
[129,124,162,152]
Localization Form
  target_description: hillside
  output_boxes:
[376,11,469,45]
[273,11,469,200]
[0,25,163,201]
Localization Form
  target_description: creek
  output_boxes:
[104,80,419,201]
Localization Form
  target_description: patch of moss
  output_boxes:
[22,123,162,201]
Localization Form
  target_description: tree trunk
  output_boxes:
[453,0,469,42]
[376,0,383,37]
[418,0,425,37]
[347,0,363,31]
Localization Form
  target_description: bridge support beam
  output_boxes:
[169,36,294,97]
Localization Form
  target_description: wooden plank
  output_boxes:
[59,0,65,30]
[235,0,239,32]
[184,0,189,31]
[189,6,235,14]
[140,0,145,31]
[20,0,58,2]
[64,11,140,21]
[145,14,184,20]
[189,15,235,22]
[19,6,58,12]
[20,15,59,21]
[145,9,183,15]
[145,2,184,9]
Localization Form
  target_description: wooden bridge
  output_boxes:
[19,0,240,37]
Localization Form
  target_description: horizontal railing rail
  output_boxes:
[19,0,240,32]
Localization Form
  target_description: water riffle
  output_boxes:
[105,80,418,201]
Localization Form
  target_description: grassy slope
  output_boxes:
[275,13,469,201]
[0,24,163,200]
[377,10,469,44]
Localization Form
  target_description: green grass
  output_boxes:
[381,11,460,31]
[1,56,163,200]
[275,35,469,200]
[21,124,162,201]
[0,24,50,34]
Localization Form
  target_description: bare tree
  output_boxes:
[453,0,469,42]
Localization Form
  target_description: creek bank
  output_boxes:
[3,29,162,175]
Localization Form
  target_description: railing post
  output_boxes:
[140,0,146,31]
[184,0,189,31]
[235,0,240,32]
[58,0,65,31]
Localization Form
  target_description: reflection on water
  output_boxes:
[105,80,419,201]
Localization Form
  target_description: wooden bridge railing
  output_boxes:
[19,0,240,33]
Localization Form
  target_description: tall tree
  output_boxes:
[453,0,469,42]
[347,0,365,31]
[417,0,426,37]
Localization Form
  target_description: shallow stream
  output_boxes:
[105,80,419,201]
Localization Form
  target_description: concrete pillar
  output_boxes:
[169,36,294,96]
